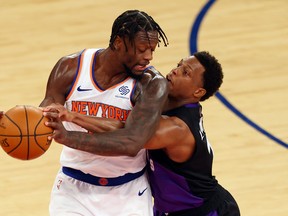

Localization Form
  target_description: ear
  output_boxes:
[194,88,206,99]
[113,36,122,50]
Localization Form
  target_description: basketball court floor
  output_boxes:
[0,0,287,215]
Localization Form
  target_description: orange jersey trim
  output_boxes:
[66,49,87,100]
[89,51,135,92]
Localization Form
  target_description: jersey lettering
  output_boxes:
[199,115,213,154]
[198,116,205,140]
[71,100,131,121]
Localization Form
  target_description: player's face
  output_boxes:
[121,31,158,77]
[166,56,206,100]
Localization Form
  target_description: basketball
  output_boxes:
[0,105,53,160]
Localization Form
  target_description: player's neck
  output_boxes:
[93,48,129,89]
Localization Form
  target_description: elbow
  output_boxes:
[125,138,145,157]
[127,151,138,157]
[126,145,143,157]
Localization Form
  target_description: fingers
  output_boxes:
[44,119,62,141]
[43,111,59,119]
[43,103,61,111]
[43,106,59,112]
[43,108,62,129]
[42,104,69,145]
[47,132,55,141]
[45,119,67,145]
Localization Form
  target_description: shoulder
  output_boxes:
[49,51,84,90]
[56,51,82,69]
[50,51,85,82]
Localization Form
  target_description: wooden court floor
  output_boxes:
[0,0,287,215]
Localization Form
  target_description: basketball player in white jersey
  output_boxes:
[39,10,169,216]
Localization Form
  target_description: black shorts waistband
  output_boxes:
[62,166,146,187]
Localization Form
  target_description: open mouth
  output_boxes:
[133,65,148,71]
[166,75,172,82]
[166,75,173,89]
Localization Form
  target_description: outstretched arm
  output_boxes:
[44,105,195,162]
[44,104,124,133]
[45,70,169,157]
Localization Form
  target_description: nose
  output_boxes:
[171,67,178,75]
[143,49,153,62]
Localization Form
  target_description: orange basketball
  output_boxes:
[0,105,53,160]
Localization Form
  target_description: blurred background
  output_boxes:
[0,0,287,215]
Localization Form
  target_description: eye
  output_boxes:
[183,69,190,76]
[139,48,146,53]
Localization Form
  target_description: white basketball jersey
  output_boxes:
[60,48,146,177]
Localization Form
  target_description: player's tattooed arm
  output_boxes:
[46,71,168,156]
[44,104,124,133]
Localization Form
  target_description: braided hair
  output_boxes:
[109,10,169,50]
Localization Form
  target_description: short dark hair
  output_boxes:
[109,10,168,50]
[193,51,223,101]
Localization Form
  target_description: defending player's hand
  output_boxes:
[43,103,74,122]
[43,109,69,145]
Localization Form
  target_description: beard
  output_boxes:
[123,64,144,80]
